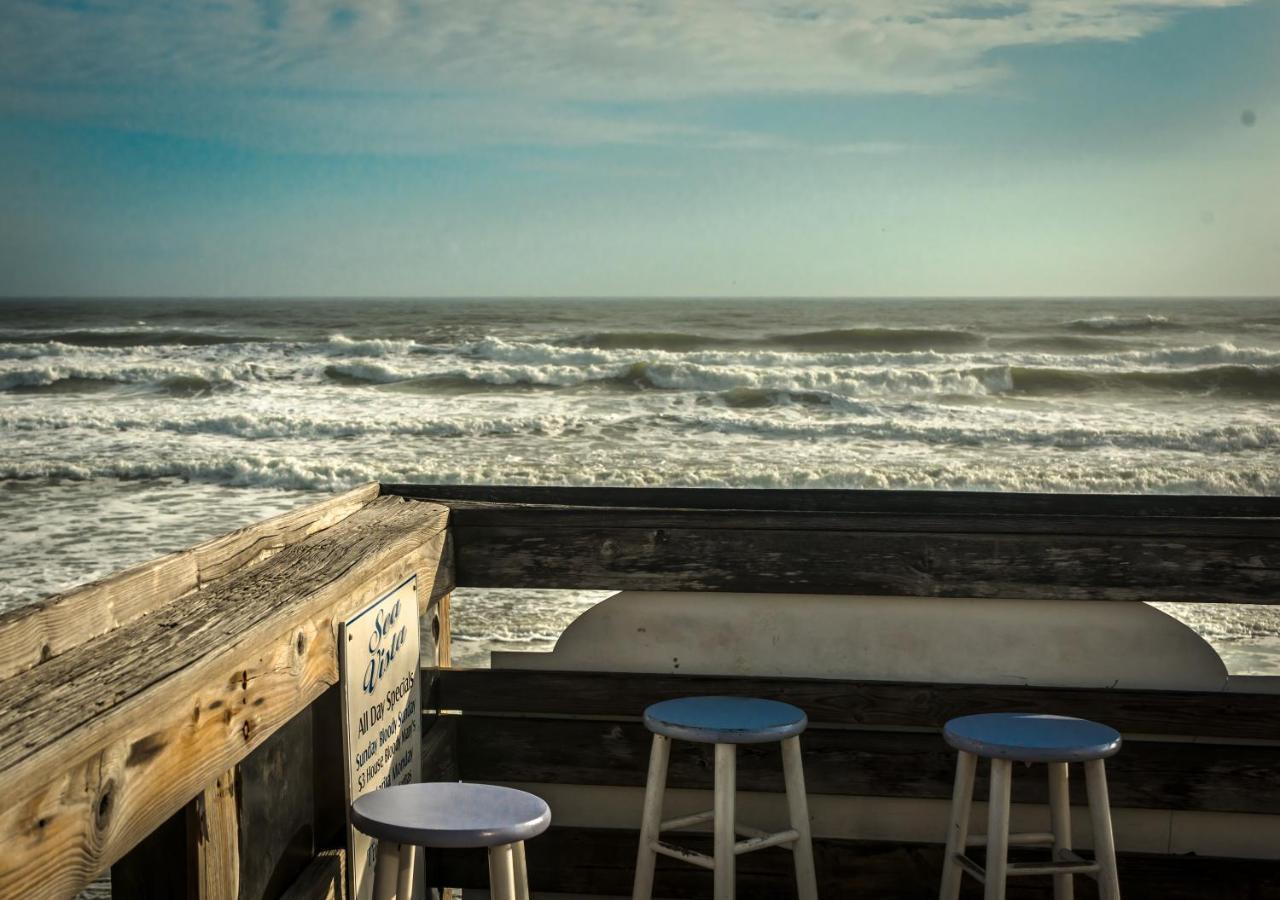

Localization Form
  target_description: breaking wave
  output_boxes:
[1065,314,1183,333]
[769,327,986,352]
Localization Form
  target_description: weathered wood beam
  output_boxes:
[424,825,1280,900]
[0,495,450,899]
[447,504,1280,538]
[0,483,382,680]
[450,524,1278,602]
[454,715,1280,815]
[433,669,1280,742]
[383,483,1280,519]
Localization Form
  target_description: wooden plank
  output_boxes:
[424,825,1280,900]
[434,669,1280,742]
[192,483,382,585]
[447,504,1280,539]
[191,767,239,900]
[453,715,1280,815]
[384,483,1280,519]
[0,483,381,680]
[451,524,1279,602]
[279,849,345,900]
[0,495,450,899]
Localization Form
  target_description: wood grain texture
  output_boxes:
[434,669,1280,741]
[191,768,239,900]
[424,825,1280,900]
[0,495,449,899]
[0,482,381,680]
[451,524,1278,602]
[278,849,345,900]
[384,483,1280,519]
[454,715,1280,815]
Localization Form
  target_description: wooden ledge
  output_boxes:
[0,494,451,899]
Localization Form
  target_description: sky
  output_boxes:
[0,0,1277,298]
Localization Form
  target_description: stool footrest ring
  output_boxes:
[966,830,1056,847]
[955,851,1102,884]
[649,824,801,869]
[652,840,715,870]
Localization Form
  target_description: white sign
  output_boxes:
[340,575,422,900]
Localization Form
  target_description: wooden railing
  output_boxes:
[0,483,1275,898]
[0,486,453,899]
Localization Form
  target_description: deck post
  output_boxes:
[191,767,240,900]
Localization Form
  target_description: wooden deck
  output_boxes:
[0,483,1276,899]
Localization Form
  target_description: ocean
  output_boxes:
[2,296,1278,671]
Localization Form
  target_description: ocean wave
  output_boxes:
[989,335,1140,354]
[1065,314,1182,333]
[769,327,986,352]
[0,328,260,347]
[0,363,262,394]
[322,360,654,391]
[559,331,747,351]
[463,337,1280,375]
[667,411,1280,453]
[1007,364,1280,399]
[321,334,422,357]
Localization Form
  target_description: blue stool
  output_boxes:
[938,713,1122,900]
[351,782,550,900]
[632,696,819,900]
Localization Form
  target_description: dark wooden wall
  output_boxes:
[385,484,1280,603]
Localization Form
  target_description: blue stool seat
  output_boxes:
[944,713,1122,763]
[350,782,551,849]
[643,695,807,744]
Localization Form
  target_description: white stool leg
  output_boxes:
[632,733,671,900]
[1048,762,1074,900]
[398,844,417,900]
[984,759,1013,900]
[489,842,518,900]
[513,840,531,900]
[372,840,403,900]
[781,736,819,900]
[939,751,977,900]
[1085,760,1121,900]
[714,742,737,900]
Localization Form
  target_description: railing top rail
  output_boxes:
[383,483,1280,519]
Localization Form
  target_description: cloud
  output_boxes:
[0,0,1253,151]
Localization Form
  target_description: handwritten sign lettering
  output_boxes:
[340,576,422,900]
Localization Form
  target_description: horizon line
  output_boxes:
[2,294,1277,302]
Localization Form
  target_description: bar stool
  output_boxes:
[938,713,1123,900]
[632,696,819,900]
[350,782,550,900]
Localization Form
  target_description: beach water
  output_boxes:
[2,296,1278,671]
